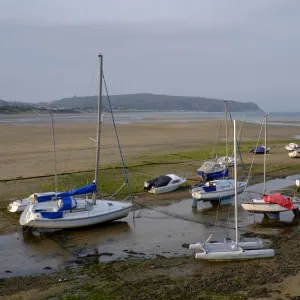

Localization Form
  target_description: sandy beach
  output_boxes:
[0,119,299,181]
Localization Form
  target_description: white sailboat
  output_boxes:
[20,54,133,229]
[241,114,300,219]
[189,120,275,261]
[191,102,247,203]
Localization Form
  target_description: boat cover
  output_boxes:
[250,146,269,154]
[153,175,172,188]
[203,185,217,192]
[58,197,77,211]
[198,161,224,173]
[262,193,294,210]
[35,182,96,202]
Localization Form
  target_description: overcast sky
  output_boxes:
[0,0,299,111]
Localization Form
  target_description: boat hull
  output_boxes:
[195,249,275,261]
[150,182,184,194]
[192,183,247,201]
[288,150,300,158]
[241,202,299,213]
[197,169,229,180]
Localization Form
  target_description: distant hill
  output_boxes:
[49,93,261,112]
[0,99,8,106]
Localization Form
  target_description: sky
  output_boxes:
[0,0,299,111]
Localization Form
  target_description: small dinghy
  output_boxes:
[190,179,247,201]
[249,146,270,154]
[285,143,299,151]
[196,161,228,181]
[8,182,96,213]
[8,192,61,213]
[144,174,186,194]
[189,120,275,261]
[216,156,236,167]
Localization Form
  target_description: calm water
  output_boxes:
[1,111,300,126]
[1,175,300,278]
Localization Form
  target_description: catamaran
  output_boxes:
[20,54,133,229]
[189,120,275,261]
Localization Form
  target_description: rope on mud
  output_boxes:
[133,202,237,230]
[240,117,265,202]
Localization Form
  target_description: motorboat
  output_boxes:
[189,120,275,261]
[144,174,186,194]
[285,143,299,151]
[196,161,228,181]
[216,156,236,167]
[249,146,270,154]
[190,179,247,201]
[19,54,133,229]
[288,149,300,158]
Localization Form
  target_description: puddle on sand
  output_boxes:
[1,177,300,278]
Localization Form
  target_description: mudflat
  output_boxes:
[1,117,300,299]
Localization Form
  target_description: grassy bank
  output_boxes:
[0,139,299,207]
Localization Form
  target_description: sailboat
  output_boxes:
[20,54,133,229]
[191,103,247,202]
[241,114,300,219]
[189,120,275,261]
[196,102,230,181]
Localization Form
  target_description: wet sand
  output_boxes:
[1,119,300,181]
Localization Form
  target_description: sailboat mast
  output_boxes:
[263,113,267,193]
[50,112,58,193]
[233,119,238,244]
[225,101,228,167]
[92,54,103,205]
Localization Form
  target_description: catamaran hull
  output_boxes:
[20,206,132,229]
[195,249,275,261]
[192,185,246,201]
[189,241,265,251]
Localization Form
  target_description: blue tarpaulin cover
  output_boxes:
[36,182,96,202]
